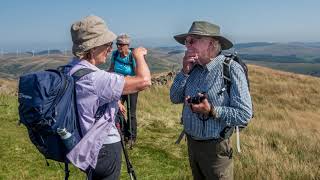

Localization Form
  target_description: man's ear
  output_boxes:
[207,41,214,50]
[209,41,214,47]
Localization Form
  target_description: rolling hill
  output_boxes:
[1,42,320,80]
[0,48,182,79]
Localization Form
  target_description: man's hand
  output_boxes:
[185,93,211,115]
[182,50,198,74]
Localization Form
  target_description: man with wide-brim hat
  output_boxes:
[170,21,252,180]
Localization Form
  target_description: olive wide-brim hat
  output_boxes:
[174,21,233,50]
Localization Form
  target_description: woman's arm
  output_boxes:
[122,47,151,95]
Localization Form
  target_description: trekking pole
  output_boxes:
[116,122,137,180]
[126,94,133,149]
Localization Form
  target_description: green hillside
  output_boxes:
[0,64,319,179]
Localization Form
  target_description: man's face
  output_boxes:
[185,35,213,62]
[116,43,129,54]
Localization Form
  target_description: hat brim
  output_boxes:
[174,33,233,50]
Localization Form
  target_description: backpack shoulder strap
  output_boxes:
[57,65,95,81]
[72,68,95,82]
[129,48,134,64]
[71,68,107,121]
[223,56,233,94]
[113,50,119,61]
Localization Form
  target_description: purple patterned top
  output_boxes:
[66,58,124,170]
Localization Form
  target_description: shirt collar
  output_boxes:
[70,57,100,71]
[205,54,225,72]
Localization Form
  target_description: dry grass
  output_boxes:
[0,64,319,180]
[135,65,320,180]
[0,78,17,95]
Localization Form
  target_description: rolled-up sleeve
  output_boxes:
[215,62,252,126]
[170,71,189,104]
[93,70,125,104]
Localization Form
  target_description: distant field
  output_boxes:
[245,60,320,76]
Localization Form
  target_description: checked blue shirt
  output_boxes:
[170,54,252,140]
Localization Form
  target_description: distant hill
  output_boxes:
[233,42,275,49]
[234,42,320,58]
[0,48,182,79]
[0,55,70,79]
[34,49,64,56]
[1,43,320,79]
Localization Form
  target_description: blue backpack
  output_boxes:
[18,66,107,180]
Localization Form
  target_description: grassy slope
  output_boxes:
[0,65,320,180]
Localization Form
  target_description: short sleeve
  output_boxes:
[92,70,125,104]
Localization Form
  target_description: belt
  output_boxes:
[186,134,223,143]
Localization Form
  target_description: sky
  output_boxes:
[0,0,320,51]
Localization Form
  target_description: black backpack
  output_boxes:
[222,53,254,118]
[219,53,254,150]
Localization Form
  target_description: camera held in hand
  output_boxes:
[187,92,208,104]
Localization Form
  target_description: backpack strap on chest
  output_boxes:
[222,55,244,153]
[70,68,109,122]
[113,49,134,66]
[72,68,95,81]
[222,56,233,94]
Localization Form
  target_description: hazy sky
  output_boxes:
[1,0,319,51]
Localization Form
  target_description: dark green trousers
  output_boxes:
[187,135,233,180]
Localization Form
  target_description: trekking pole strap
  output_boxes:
[236,126,241,153]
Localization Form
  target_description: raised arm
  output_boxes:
[122,47,151,95]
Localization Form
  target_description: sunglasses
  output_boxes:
[116,43,128,47]
[184,36,203,46]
